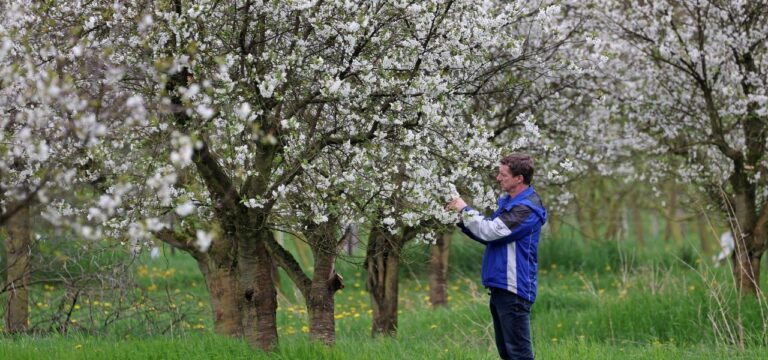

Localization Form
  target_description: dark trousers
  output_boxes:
[489,287,534,360]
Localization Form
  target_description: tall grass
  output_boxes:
[3,226,768,359]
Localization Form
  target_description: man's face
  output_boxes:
[496,164,522,194]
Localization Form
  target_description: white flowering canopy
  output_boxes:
[1,1,129,226]
[2,0,595,250]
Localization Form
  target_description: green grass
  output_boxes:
[2,231,768,359]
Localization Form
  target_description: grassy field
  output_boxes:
[2,231,767,359]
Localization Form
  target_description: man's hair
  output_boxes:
[500,153,534,185]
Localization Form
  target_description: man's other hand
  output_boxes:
[445,197,467,213]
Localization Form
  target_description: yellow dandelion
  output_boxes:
[75,344,83,350]
[619,289,628,299]
[301,326,309,333]
[430,324,437,330]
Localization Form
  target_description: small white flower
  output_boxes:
[244,198,264,208]
[236,102,252,121]
[259,76,277,98]
[195,230,214,252]
[175,201,196,216]
[313,214,329,224]
[559,159,574,172]
[196,105,214,119]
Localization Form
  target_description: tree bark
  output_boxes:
[156,229,245,337]
[3,202,31,333]
[196,255,243,336]
[157,222,280,349]
[547,211,561,239]
[238,230,278,351]
[365,226,407,336]
[728,169,765,295]
[267,220,344,346]
[428,232,451,307]
[696,213,712,255]
[662,182,685,247]
[307,243,343,345]
[732,250,761,295]
[630,205,645,248]
[342,223,359,256]
[575,199,596,242]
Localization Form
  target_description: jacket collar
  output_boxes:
[502,186,534,205]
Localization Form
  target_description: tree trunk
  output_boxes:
[696,213,712,255]
[156,229,246,337]
[547,211,561,239]
[428,232,451,307]
[631,205,645,247]
[732,248,762,295]
[366,226,404,336]
[650,212,660,240]
[575,199,596,242]
[307,245,343,345]
[604,204,622,241]
[196,256,242,336]
[728,172,764,295]
[3,202,31,333]
[342,223,359,256]
[663,182,685,247]
[238,231,278,351]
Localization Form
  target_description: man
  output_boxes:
[446,153,547,360]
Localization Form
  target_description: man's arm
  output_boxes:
[457,215,489,245]
[459,205,532,243]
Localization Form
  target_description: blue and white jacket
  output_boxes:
[458,186,547,303]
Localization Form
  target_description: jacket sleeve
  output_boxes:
[459,205,535,244]
[457,220,488,245]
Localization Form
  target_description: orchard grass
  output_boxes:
[2,234,767,359]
